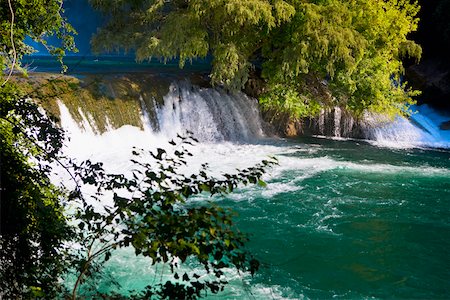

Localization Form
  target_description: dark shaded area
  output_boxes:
[406,0,450,111]
[412,0,450,61]
[0,84,71,298]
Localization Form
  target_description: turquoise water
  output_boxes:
[213,138,450,299]
[69,136,450,299]
[54,77,450,299]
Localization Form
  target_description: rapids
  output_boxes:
[53,81,450,299]
[364,105,450,149]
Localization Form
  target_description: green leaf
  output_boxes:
[257,179,267,188]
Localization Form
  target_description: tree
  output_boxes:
[0,82,72,298]
[1,0,76,297]
[0,0,76,78]
[1,1,274,298]
[91,0,422,120]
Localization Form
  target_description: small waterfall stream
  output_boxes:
[308,107,361,138]
[363,105,450,148]
[156,82,265,141]
[309,104,450,149]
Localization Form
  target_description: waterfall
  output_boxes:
[54,74,450,149]
[306,104,450,149]
[363,115,428,148]
[156,82,265,141]
[58,80,266,143]
[363,105,450,148]
[309,107,361,138]
[318,110,325,134]
[333,107,342,137]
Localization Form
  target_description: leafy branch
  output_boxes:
[68,133,277,299]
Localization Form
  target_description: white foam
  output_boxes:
[365,105,450,149]
[55,102,449,205]
[53,85,450,299]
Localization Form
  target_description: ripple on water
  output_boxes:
[55,105,450,299]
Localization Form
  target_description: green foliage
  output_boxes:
[0,82,72,298]
[0,1,78,296]
[91,0,422,118]
[0,0,77,74]
[68,135,276,299]
[259,84,322,119]
[90,0,294,90]
[1,1,275,298]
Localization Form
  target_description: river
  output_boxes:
[51,76,450,299]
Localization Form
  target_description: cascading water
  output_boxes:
[308,103,450,149]
[363,105,450,148]
[51,75,450,299]
[156,82,265,142]
[57,80,268,162]
[333,107,342,137]
[309,107,361,138]
[56,80,271,178]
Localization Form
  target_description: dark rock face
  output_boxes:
[406,59,450,111]
[405,0,450,112]
[243,70,266,99]
[440,120,450,130]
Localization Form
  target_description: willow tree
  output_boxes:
[91,0,421,119]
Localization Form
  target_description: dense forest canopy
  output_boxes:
[91,0,422,118]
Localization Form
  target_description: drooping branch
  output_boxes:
[2,0,17,86]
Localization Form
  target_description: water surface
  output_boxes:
[53,80,450,299]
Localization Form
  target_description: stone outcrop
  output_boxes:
[406,59,450,111]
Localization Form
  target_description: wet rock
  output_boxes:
[406,59,450,111]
